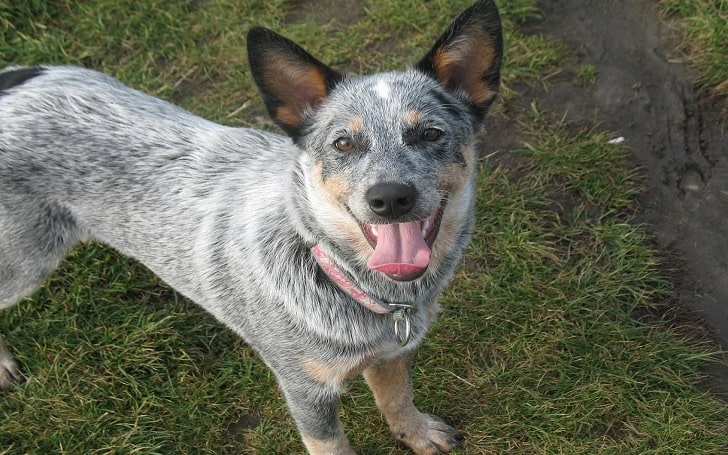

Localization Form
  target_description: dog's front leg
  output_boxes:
[278,377,356,455]
[363,352,460,454]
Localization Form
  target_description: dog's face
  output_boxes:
[300,71,479,280]
[247,1,502,281]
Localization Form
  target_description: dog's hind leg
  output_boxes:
[0,197,81,390]
[363,352,460,455]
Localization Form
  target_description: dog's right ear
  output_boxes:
[247,27,344,140]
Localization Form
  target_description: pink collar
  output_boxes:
[311,244,416,345]
[311,244,390,314]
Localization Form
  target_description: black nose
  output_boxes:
[366,182,417,219]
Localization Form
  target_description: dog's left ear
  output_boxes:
[415,0,503,122]
[247,27,344,140]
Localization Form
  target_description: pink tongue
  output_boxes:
[366,221,431,277]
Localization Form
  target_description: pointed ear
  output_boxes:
[415,0,503,119]
[246,27,344,139]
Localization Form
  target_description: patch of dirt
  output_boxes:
[225,410,262,453]
[502,0,728,396]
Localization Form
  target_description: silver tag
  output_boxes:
[390,304,416,346]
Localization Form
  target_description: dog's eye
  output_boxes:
[334,137,355,151]
[422,128,442,142]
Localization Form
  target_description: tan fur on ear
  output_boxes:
[247,27,344,137]
[262,56,329,129]
[431,31,498,105]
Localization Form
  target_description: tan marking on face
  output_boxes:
[313,162,350,205]
[428,183,472,275]
[347,116,365,134]
[438,145,475,193]
[430,155,474,272]
[302,355,372,388]
[431,211,460,262]
[311,163,373,259]
[439,163,466,193]
[404,109,423,126]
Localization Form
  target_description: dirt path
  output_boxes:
[511,0,728,394]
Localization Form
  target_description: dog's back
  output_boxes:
[0,66,297,307]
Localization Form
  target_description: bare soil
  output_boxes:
[507,0,728,397]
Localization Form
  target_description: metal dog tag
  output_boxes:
[391,304,416,346]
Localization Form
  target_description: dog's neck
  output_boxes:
[311,244,416,346]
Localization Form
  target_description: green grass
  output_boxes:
[1,0,727,454]
[575,64,599,85]
[659,0,728,99]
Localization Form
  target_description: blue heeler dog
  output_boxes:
[0,1,502,453]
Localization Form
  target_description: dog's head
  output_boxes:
[247,0,502,282]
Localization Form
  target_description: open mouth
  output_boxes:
[360,199,446,281]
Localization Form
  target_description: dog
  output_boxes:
[0,1,502,453]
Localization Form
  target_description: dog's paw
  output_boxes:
[0,352,22,391]
[396,413,461,455]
